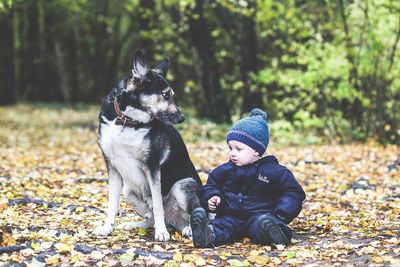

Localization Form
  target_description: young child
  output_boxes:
[191,108,306,248]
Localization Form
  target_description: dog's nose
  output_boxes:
[177,114,185,123]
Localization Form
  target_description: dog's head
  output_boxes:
[117,50,185,125]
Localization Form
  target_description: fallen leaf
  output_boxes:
[45,254,60,265]
[27,258,46,267]
[173,251,183,262]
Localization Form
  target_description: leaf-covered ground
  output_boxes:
[0,105,399,266]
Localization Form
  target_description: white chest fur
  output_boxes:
[99,121,150,159]
[99,120,151,196]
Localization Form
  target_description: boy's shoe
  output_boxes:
[257,214,290,245]
[190,207,214,248]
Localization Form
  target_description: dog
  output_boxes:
[93,50,202,241]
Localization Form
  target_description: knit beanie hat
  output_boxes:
[226,108,269,155]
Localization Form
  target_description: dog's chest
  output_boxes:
[99,122,150,161]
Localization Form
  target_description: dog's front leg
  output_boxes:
[146,169,170,241]
[93,168,122,236]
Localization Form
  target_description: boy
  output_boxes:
[191,108,306,247]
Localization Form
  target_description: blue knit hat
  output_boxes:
[226,108,269,155]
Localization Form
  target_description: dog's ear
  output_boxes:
[152,57,170,77]
[132,50,150,78]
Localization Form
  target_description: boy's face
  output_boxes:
[228,140,259,166]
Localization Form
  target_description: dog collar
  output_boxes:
[113,97,150,128]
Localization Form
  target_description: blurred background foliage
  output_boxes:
[0,0,399,144]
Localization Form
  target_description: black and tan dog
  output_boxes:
[93,50,202,241]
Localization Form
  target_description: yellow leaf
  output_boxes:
[228,259,251,267]
[31,241,39,250]
[70,255,80,263]
[361,221,369,227]
[371,256,385,263]
[316,217,323,225]
[60,219,69,226]
[173,252,183,262]
[55,242,73,253]
[248,255,270,265]
[174,231,182,241]
[219,251,232,260]
[46,255,60,265]
[183,254,195,262]
[75,206,84,212]
[249,250,262,256]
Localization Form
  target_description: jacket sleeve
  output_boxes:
[272,170,306,224]
[201,165,228,212]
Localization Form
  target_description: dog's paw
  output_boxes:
[117,221,151,230]
[154,229,170,241]
[182,226,192,237]
[93,224,113,236]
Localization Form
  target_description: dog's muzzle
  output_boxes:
[156,111,185,125]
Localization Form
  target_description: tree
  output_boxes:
[214,0,263,115]
[0,5,16,105]
[187,0,230,123]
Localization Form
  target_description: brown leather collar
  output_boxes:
[113,97,149,128]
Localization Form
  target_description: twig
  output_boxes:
[7,198,103,213]
[75,177,108,183]
[8,198,61,208]
[0,245,28,254]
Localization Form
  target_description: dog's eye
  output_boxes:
[162,91,171,100]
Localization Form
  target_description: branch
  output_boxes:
[8,198,61,208]
[75,177,108,183]
[338,0,350,42]
[0,245,27,254]
[8,198,103,213]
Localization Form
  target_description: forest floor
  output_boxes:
[0,105,399,266]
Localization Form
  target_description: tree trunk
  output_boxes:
[23,0,42,101]
[338,0,363,130]
[237,5,263,115]
[137,0,155,62]
[91,0,110,98]
[67,26,81,103]
[187,0,230,123]
[104,1,124,100]
[0,8,16,105]
[214,1,262,115]
[42,2,64,102]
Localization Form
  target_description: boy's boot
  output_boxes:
[257,214,290,245]
[190,207,214,248]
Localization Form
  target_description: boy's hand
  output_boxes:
[208,196,221,211]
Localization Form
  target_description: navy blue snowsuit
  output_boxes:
[201,155,306,246]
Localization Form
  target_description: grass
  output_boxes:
[0,103,323,146]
